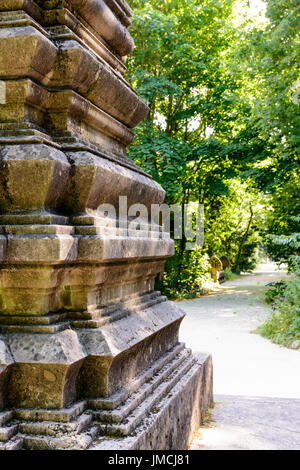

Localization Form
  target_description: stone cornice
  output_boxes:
[0,20,149,128]
[0,0,135,59]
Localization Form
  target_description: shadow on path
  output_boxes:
[179,264,300,450]
[191,395,300,450]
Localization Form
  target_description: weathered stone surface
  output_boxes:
[0,78,136,155]
[0,0,213,450]
[0,25,57,82]
[90,353,213,450]
[64,151,165,213]
[78,300,184,397]
[42,0,135,57]
[6,329,86,408]
[0,260,167,316]
[0,337,14,411]
[0,351,212,450]
[0,2,131,74]
[0,144,70,213]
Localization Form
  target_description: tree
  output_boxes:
[126,0,299,296]
[241,1,300,268]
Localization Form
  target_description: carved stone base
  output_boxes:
[0,351,212,450]
[92,352,213,451]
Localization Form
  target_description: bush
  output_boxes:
[266,233,300,271]
[258,272,300,349]
[264,281,287,305]
[236,241,259,272]
[157,249,214,300]
[224,268,240,281]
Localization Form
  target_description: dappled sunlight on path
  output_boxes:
[179,263,300,450]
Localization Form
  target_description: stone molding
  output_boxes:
[0,0,213,450]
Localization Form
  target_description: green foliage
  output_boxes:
[256,1,299,168]
[224,268,240,281]
[259,272,300,348]
[264,281,287,304]
[156,248,214,300]
[129,121,189,200]
[234,1,300,274]
[234,0,300,189]
[266,233,300,269]
[126,0,299,298]
[263,174,300,269]
[204,179,263,272]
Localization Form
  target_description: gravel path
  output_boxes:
[179,263,300,450]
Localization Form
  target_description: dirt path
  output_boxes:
[179,263,300,450]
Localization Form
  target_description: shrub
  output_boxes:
[266,233,300,271]
[224,268,240,281]
[259,272,300,349]
[157,249,214,300]
[264,281,287,305]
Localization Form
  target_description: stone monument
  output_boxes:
[0,0,212,450]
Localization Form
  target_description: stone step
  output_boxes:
[0,424,18,442]
[23,426,99,450]
[0,313,68,326]
[75,226,165,239]
[71,291,162,320]
[14,400,88,423]
[97,290,162,313]
[0,322,71,334]
[123,295,166,314]
[71,309,129,329]
[18,412,93,437]
[0,411,13,427]
[94,353,197,437]
[72,295,166,329]
[0,435,24,451]
[89,343,185,411]
[89,359,206,451]
[93,349,191,424]
[72,217,163,233]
